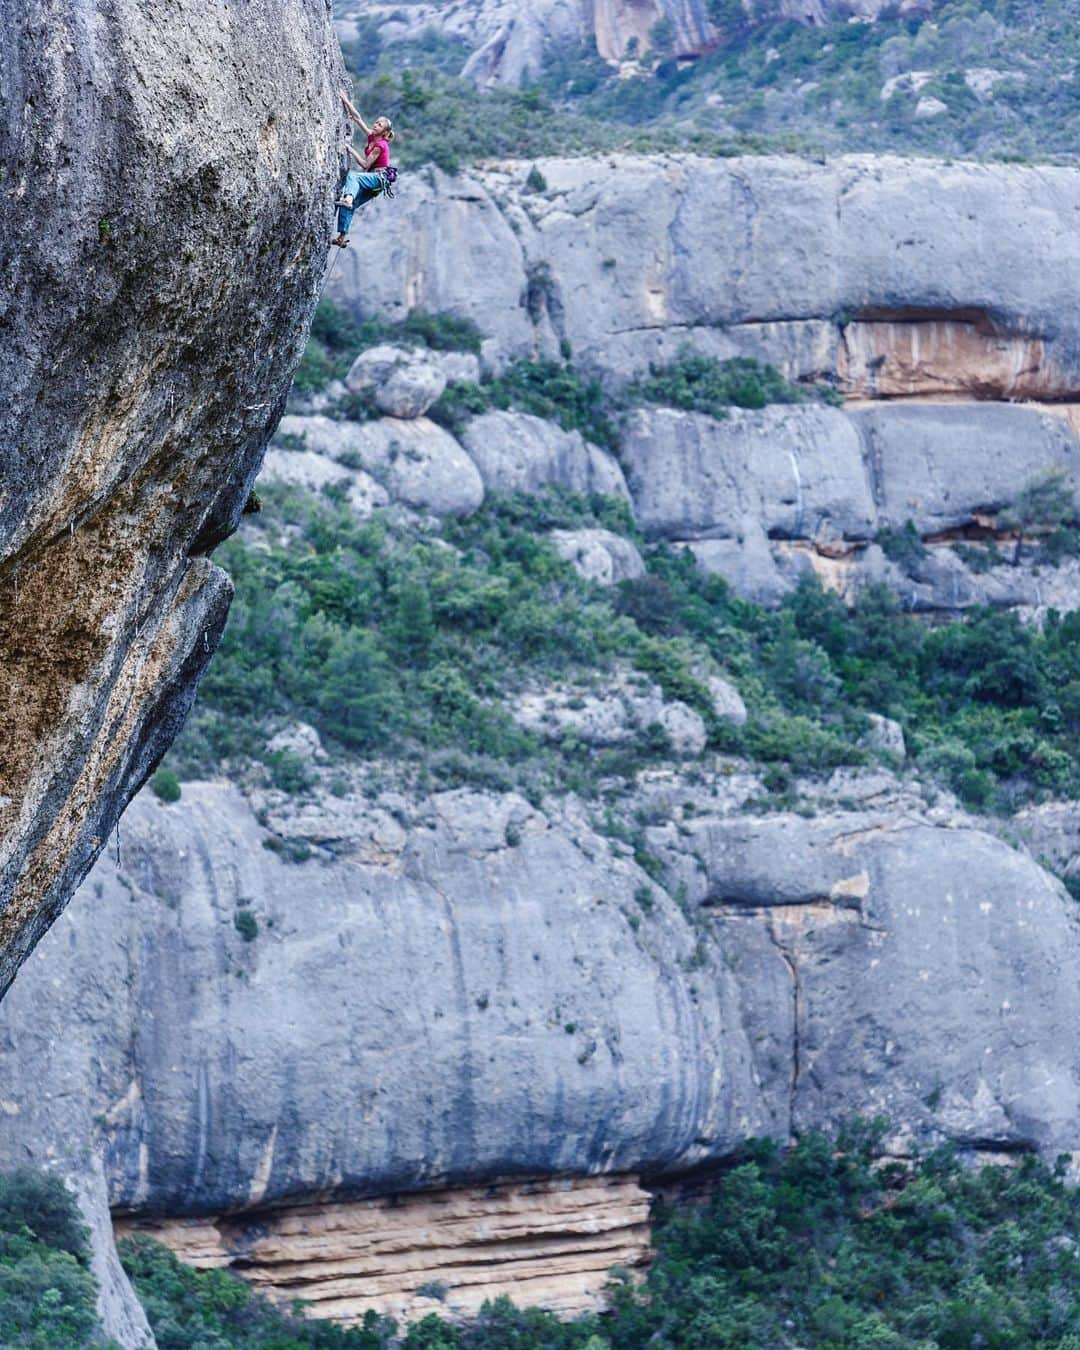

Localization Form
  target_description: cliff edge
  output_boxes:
[0,0,342,995]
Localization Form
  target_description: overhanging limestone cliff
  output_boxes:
[0,0,342,996]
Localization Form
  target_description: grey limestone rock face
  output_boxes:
[852,403,1080,535]
[619,404,874,542]
[335,153,1080,394]
[345,345,448,419]
[2,770,1079,1274]
[549,529,646,586]
[327,167,535,358]
[0,1,341,993]
[460,410,629,500]
[277,413,484,518]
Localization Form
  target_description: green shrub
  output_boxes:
[627,351,837,419]
[233,909,258,942]
[266,749,315,795]
[876,520,928,571]
[173,487,1080,810]
[149,768,182,804]
[121,1235,396,1347]
[0,1170,100,1348]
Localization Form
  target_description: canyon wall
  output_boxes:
[0,1,342,995]
[2,771,1078,1334]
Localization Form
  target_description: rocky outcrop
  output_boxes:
[0,5,341,995]
[329,153,1080,610]
[276,413,485,518]
[349,1,939,85]
[335,155,1080,393]
[549,528,646,585]
[118,1175,652,1324]
[2,771,1079,1330]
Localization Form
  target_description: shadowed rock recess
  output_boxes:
[0,1,341,996]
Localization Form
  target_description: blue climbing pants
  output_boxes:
[337,170,383,234]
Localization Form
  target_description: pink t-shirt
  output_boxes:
[366,135,390,170]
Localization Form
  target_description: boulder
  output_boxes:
[276,414,483,518]
[346,345,448,419]
[435,351,483,385]
[705,675,748,726]
[461,411,629,500]
[549,529,646,585]
[261,447,353,494]
[680,524,795,608]
[863,713,906,758]
[265,723,328,765]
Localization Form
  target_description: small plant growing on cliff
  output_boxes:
[875,520,927,571]
[524,164,548,193]
[233,908,258,942]
[1002,469,1076,566]
[149,768,181,804]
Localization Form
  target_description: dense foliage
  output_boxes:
[120,1236,396,1350]
[626,351,841,417]
[339,2,1080,170]
[0,1170,101,1347]
[431,359,618,448]
[122,1130,1080,1348]
[169,482,1080,812]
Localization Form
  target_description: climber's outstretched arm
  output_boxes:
[340,92,371,135]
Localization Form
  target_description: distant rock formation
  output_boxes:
[350,0,940,86]
[0,1,342,994]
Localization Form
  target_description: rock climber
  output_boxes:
[332,93,396,248]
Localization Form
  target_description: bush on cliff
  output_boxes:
[627,351,840,418]
[0,1170,100,1347]
[120,1235,395,1348]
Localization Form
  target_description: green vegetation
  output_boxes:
[120,1235,395,1348]
[150,767,182,804]
[546,0,1080,164]
[627,351,841,418]
[432,360,618,448]
[233,909,258,942]
[122,1129,1080,1348]
[341,68,761,177]
[0,1170,102,1347]
[167,483,1080,812]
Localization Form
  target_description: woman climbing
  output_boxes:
[332,93,396,247]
